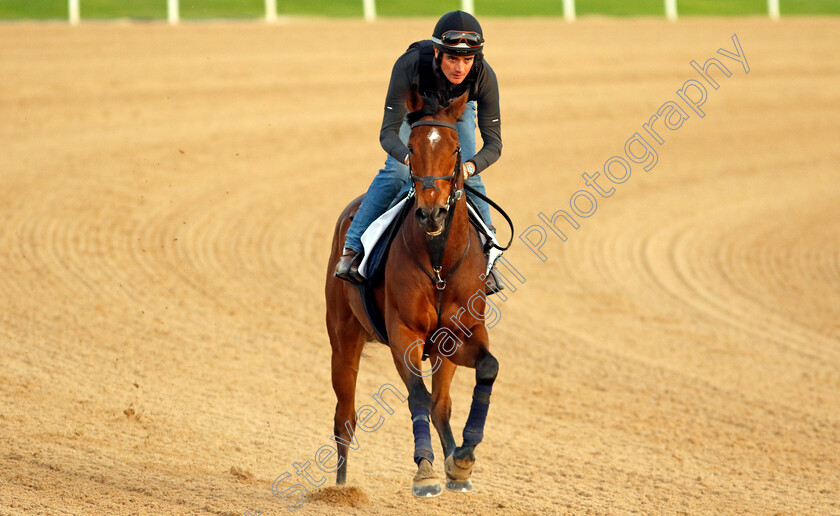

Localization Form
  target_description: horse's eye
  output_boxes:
[407,145,414,154]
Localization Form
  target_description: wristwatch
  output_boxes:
[465,161,476,177]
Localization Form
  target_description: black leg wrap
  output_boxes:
[412,407,435,465]
[462,384,492,447]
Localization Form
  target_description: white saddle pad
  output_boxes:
[358,197,410,279]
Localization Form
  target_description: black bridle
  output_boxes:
[403,119,471,330]
[407,120,463,205]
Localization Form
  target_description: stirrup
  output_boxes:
[483,265,505,296]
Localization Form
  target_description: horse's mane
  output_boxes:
[406,94,443,126]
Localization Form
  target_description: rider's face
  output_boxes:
[435,49,475,85]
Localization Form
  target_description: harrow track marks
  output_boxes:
[665,202,839,358]
[2,18,840,516]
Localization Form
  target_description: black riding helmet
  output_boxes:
[431,10,484,57]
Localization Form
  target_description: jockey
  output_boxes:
[334,10,503,293]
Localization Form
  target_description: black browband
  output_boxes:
[410,120,457,131]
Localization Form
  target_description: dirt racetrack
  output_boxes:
[1,15,839,516]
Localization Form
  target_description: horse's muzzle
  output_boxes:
[416,205,449,235]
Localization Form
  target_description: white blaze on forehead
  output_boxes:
[427,128,441,148]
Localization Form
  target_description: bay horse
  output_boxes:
[325,88,498,497]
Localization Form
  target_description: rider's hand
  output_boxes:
[462,161,475,180]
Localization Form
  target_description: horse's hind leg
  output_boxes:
[327,314,366,485]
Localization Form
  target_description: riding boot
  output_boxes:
[334,248,364,284]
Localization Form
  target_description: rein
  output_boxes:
[463,183,515,252]
[404,119,470,330]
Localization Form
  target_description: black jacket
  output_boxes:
[379,40,502,174]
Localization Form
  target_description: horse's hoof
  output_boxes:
[412,481,443,498]
[445,478,474,493]
[445,453,475,493]
[412,459,442,498]
[444,451,474,482]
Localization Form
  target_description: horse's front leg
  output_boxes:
[445,326,498,493]
[389,325,443,498]
[430,354,457,459]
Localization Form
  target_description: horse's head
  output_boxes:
[405,87,469,236]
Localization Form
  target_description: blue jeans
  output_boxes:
[344,101,493,253]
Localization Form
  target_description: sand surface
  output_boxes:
[1,16,839,515]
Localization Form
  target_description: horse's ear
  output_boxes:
[444,91,469,123]
[406,85,423,113]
